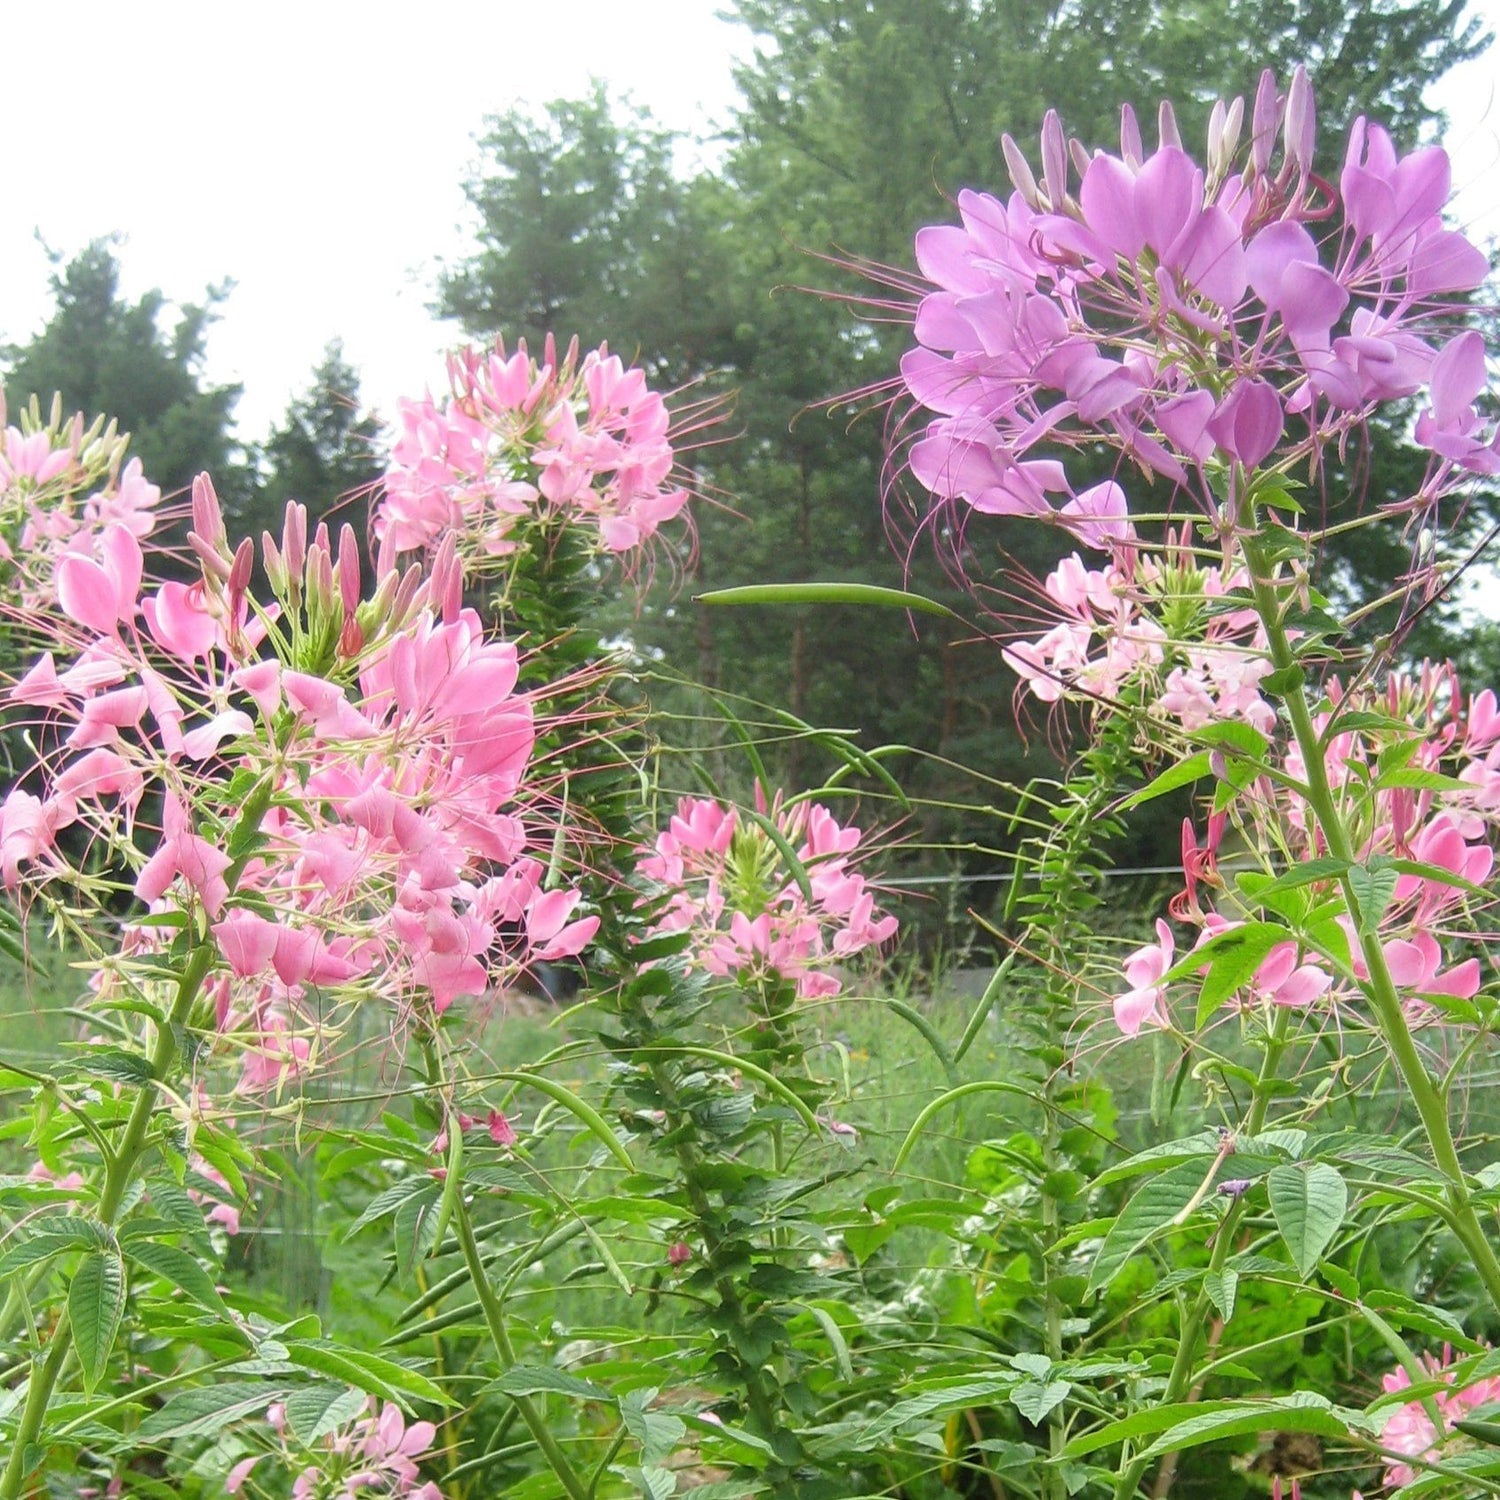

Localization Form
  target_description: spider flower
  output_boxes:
[638,792,896,1001]
[374,335,689,572]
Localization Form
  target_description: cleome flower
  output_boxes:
[900,67,1492,532]
[373,334,690,574]
[638,790,897,1001]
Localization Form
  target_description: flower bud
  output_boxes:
[191,473,228,553]
[281,502,307,581]
[1158,98,1181,151]
[261,532,286,595]
[1119,103,1144,168]
[1001,133,1041,207]
[1284,65,1315,177]
[1251,68,1278,176]
[338,523,361,615]
[1040,109,1068,208]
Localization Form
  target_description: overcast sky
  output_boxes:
[2,0,1496,448]
[0,0,747,438]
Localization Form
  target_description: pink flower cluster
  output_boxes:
[227,1399,443,1499]
[0,399,160,619]
[1368,1346,1500,1488]
[1,479,597,1095]
[638,792,897,1000]
[1002,518,1276,732]
[902,68,1494,531]
[374,335,689,568]
[1114,668,1497,1035]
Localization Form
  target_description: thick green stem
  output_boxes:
[1,780,274,1499]
[647,1060,785,1445]
[1240,530,1500,1314]
[451,1199,593,1500]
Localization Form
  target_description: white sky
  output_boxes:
[2,0,1497,450]
[0,0,747,440]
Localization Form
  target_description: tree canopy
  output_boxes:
[2,238,245,506]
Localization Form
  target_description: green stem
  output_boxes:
[452,1198,592,1500]
[647,1060,785,1445]
[1240,528,1500,1315]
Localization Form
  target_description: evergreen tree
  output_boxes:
[437,1,1493,811]
[2,238,246,507]
[249,341,384,542]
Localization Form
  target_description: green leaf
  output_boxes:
[495,1364,611,1401]
[1086,1160,1212,1294]
[1238,857,1351,906]
[859,1376,1018,1442]
[123,1238,232,1321]
[138,1381,290,1442]
[695,581,958,619]
[69,1249,126,1392]
[623,1466,677,1500]
[1347,863,1400,936]
[1094,1132,1219,1187]
[283,1340,449,1406]
[1204,1268,1238,1323]
[1011,1379,1070,1424]
[1194,923,1289,1025]
[76,1047,154,1085]
[282,1383,370,1445]
[620,1387,687,1465]
[1268,1162,1347,1277]
[1116,752,1213,811]
[393,1182,443,1282]
[1138,1392,1370,1460]
[0,1220,113,1278]
[345,1176,438,1238]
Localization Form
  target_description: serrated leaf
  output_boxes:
[138,1381,289,1442]
[284,1340,448,1406]
[282,1382,370,1444]
[1138,1392,1369,1460]
[1239,857,1350,906]
[124,1238,233,1321]
[622,1466,677,1500]
[1087,1160,1211,1293]
[495,1364,611,1401]
[620,1388,687,1465]
[1204,1268,1238,1323]
[1195,923,1288,1024]
[1011,1379,1070,1424]
[859,1376,1017,1442]
[0,1219,113,1278]
[393,1182,442,1281]
[1268,1162,1347,1277]
[77,1047,154,1085]
[1361,1290,1478,1350]
[1347,863,1399,936]
[1116,752,1213,811]
[69,1249,126,1392]
[1094,1133,1220,1187]
[345,1176,438,1238]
